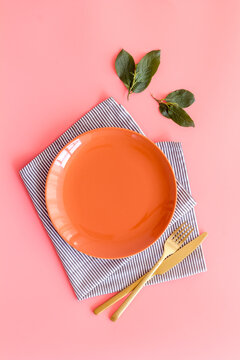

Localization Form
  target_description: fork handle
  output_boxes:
[93,275,144,315]
[94,255,165,315]
[110,254,167,321]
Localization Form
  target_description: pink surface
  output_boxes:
[0,1,239,359]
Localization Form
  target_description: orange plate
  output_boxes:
[45,128,177,259]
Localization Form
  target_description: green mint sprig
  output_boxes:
[152,89,195,127]
[115,49,161,99]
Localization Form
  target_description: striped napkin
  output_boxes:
[20,97,206,300]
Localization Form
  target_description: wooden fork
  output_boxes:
[109,222,194,321]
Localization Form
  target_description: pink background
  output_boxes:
[1,1,240,359]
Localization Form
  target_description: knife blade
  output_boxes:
[154,232,207,277]
[94,232,207,315]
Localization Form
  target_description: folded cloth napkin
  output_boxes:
[20,97,206,300]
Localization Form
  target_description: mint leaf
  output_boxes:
[133,50,161,93]
[165,89,195,108]
[159,103,170,118]
[115,49,135,92]
[167,103,195,127]
[115,49,160,99]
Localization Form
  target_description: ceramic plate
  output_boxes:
[45,128,177,258]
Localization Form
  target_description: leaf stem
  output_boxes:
[128,69,138,98]
[151,94,166,104]
[151,93,159,102]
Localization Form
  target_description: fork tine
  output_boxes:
[170,222,187,239]
[172,223,191,241]
[175,225,193,243]
[178,228,194,246]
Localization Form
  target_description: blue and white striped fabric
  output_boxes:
[20,98,206,300]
